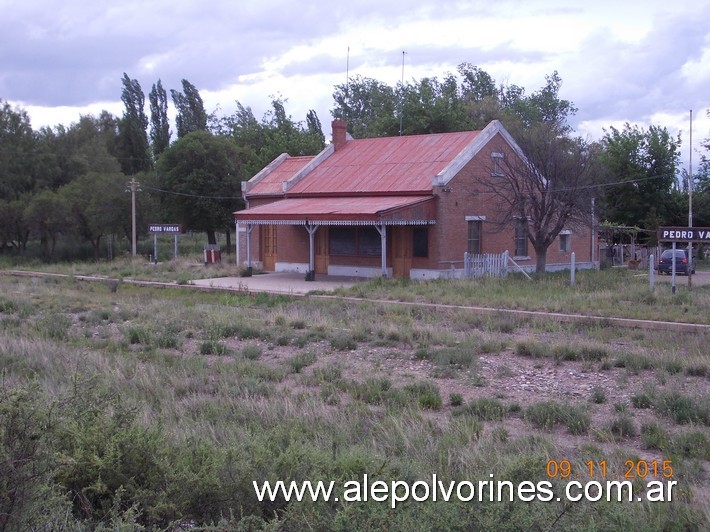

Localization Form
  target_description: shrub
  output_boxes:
[350,378,392,405]
[241,345,262,360]
[403,382,443,410]
[330,333,357,351]
[126,326,151,345]
[449,393,464,407]
[566,406,591,435]
[524,401,567,430]
[515,341,546,358]
[640,422,668,451]
[35,313,72,341]
[666,431,710,460]
[655,392,710,425]
[0,296,17,313]
[453,397,507,421]
[312,364,342,384]
[590,387,607,404]
[609,415,636,439]
[200,341,229,356]
[288,351,317,373]
[631,392,653,409]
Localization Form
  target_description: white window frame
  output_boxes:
[559,230,572,253]
[513,217,529,258]
[465,216,485,255]
[491,152,504,176]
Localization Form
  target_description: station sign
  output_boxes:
[658,227,710,242]
[148,224,182,234]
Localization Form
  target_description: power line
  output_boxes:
[141,184,242,200]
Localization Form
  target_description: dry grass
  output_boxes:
[0,272,708,529]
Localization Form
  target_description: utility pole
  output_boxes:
[688,110,693,289]
[127,178,141,257]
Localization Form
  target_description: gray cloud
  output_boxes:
[2,0,708,157]
[566,6,710,129]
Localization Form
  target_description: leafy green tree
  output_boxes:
[459,62,497,101]
[0,99,37,201]
[399,74,471,134]
[498,71,577,134]
[118,73,151,174]
[599,123,681,234]
[0,197,30,252]
[332,75,399,137]
[24,189,70,259]
[171,79,208,138]
[149,79,171,158]
[59,172,127,259]
[156,131,247,245]
[35,114,122,190]
[221,98,325,175]
[305,109,325,147]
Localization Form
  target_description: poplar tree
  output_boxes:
[149,79,171,158]
[118,73,151,174]
[170,79,208,138]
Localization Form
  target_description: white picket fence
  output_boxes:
[464,251,509,278]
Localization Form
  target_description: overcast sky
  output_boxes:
[2,0,708,170]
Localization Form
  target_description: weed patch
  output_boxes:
[453,397,507,421]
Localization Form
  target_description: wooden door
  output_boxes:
[314,227,329,274]
[260,225,277,271]
[391,227,412,278]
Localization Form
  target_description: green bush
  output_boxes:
[35,313,72,340]
[609,415,636,439]
[590,387,607,404]
[666,431,710,460]
[287,351,317,373]
[524,401,567,429]
[403,381,443,410]
[330,333,357,351]
[453,397,506,421]
[311,364,343,384]
[655,391,710,425]
[200,341,229,356]
[565,406,591,435]
[126,326,151,345]
[631,391,653,409]
[241,344,262,360]
[640,422,669,451]
[449,392,464,406]
[0,384,71,530]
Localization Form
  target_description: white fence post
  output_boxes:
[649,253,655,289]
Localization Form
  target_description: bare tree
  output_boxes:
[481,122,601,273]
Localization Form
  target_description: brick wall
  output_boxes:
[238,131,593,275]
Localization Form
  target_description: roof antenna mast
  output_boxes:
[345,46,350,111]
[399,51,407,136]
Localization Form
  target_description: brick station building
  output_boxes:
[234,119,593,279]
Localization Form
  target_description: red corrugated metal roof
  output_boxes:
[235,196,436,224]
[248,155,315,196]
[287,131,480,196]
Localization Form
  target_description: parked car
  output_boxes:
[657,249,695,275]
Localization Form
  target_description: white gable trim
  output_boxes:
[282,143,335,193]
[242,153,289,195]
[432,120,528,187]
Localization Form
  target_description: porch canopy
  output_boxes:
[234,196,437,277]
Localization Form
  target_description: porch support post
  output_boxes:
[304,222,319,281]
[245,224,253,276]
[375,224,388,278]
[234,220,239,266]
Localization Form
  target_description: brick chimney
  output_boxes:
[331,119,348,150]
